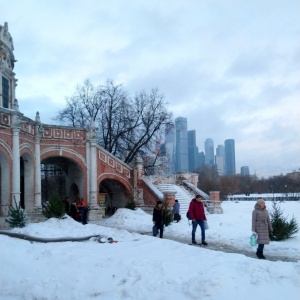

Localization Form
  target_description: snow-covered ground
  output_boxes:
[0,201,299,300]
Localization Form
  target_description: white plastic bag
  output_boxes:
[250,232,258,246]
[204,220,209,230]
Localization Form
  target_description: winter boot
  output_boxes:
[260,251,266,259]
[256,250,263,259]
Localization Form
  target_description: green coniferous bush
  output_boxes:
[269,201,299,241]
[125,199,137,210]
[5,197,28,228]
[42,191,66,219]
[163,202,174,227]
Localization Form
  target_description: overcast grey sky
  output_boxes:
[1,0,300,178]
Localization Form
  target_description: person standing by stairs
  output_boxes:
[173,200,181,222]
[188,195,208,245]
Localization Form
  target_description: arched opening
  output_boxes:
[20,153,34,211]
[41,156,84,206]
[99,179,130,216]
[0,152,10,215]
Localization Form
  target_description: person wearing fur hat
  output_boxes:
[152,201,165,238]
[252,199,273,259]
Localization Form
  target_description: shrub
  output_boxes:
[125,200,136,210]
[42,191,66,219]
[269,201,299,241]
[5,197,29,228]
[163,202,173,227]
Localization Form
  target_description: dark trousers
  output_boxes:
[153,224,164,238]
[257,244,264,251]
[79,207,88,225]
[192,220,205,242]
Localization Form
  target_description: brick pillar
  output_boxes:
[209,191,220,201]
[207,191,223,214]
[162,191,176,208]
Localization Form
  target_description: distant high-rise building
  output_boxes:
[188,130,199,172]
[224,139,236,175]
[241,166,250,176]
[215,145,225,175]
[198,151,205,169]
[163,123,176,174]
[204,138,214,166]
[175,117,188,172]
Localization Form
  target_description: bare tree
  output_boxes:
[53,79,173,165]
[121,88,173,164]
[53,80,102,127]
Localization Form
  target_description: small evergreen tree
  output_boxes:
[125,198,136,210]
[163,202,173,227]
[5,197,28,228]
[269,201,299,241]
[42,191,66,219]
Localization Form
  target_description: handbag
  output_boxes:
[250,232,258,246]
[204,220,209,230]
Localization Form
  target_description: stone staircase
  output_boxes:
[142,176,223,215]
[155,184,194,215]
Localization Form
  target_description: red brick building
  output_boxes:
[0,23,163,226]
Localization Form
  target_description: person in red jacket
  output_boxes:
[188,195,208,245]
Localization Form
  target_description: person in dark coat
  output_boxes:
[76,197,88,225]
[152,200,165,238]
[188,195,208,245]
[173,200,181,222]
[252,199,273,259]
[62,197,70,215]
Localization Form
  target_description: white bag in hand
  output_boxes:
[204,220,209,230]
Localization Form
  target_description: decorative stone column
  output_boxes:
[87,122,101,222]
[34,112,42,209]
[11,111,22,206]
[134,153,144,205]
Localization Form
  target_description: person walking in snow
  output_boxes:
[173,200,181,222]
[252,199,273,259]
[188,195,208,245]
[152,200,165,238]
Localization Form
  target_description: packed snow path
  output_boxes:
[99,224,298,263]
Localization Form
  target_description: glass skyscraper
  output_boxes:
[215,144,225,175]
[204,138,215,166]
[188,130,199,172]
[175,117,188,172]
[224,139,236,175]
[163,123,176,174]
[241,166,250,176]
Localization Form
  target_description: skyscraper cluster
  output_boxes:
[163,117,243,176]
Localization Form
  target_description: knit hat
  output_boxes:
[257,199,265,206]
